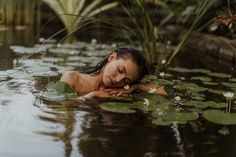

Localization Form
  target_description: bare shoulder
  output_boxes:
[60,71,81,88]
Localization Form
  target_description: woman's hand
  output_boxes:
[81,90,128,100]
[103,84,138,96]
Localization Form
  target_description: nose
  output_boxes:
[115,74,125,83]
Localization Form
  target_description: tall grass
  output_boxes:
[41,0,118,36]
[0,0,39,27]
[115,0,161,65]
[165,0,217,67]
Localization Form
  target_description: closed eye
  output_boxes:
[118,66,123,73]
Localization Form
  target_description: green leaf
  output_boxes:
[152,111,199,126]
[162,111,199,123]
[229,78,236,82]
[99,102,136,114]
[185,100,208,108]
[47,81,75,93]
[203,110,236,125]
[222,82,236,88]
[207,72,231,79]
[207,101,227,108]
[152,119,170,126]
[39,81,77,101]
[202,81,218,86]
[191,76,212,82]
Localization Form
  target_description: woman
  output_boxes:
[60,48,167,100]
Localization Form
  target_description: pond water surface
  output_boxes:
[0,30,236,157]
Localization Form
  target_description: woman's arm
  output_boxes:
[103,83,167,97]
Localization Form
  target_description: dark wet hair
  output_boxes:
[87,48,150,83]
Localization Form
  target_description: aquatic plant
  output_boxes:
[223,91,234,113]
[166,0,217,67]
[41,0,118,37]
[114,0,163,64]
[0,0,40,27]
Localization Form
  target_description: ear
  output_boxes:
[108,52,117,62]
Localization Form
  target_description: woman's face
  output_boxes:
[102,53,139,88]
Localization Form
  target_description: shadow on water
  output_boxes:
[0,44,14,70]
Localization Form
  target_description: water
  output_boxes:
[0,29,236,157]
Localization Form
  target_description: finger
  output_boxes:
[109,91,121,94]
[117,92,124,97]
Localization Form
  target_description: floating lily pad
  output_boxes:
[190,93,206,101]
[191,69,211,73]
[132,93,170,106]
[152,111,199,126]
[202,81,218,86]
[185,100,208,108]
[207,72,231,79]
[222,82,236,88]
[169,67,193,73]
[99,102,136,114]
[174,83,207,92]
[152,119,170,126]
[10,45,44,54]
[207,89,224,95]
[203,110,236,125]
[229,78,236,82]
[169,67,211,74]
[132,100,169,112]
[207,101,227,108]
[39,81,77,101]
[162,111,199,123]
[47,81,75,93]
[191,76,212,82]
[154,79,174,85]
[142,74,158,82]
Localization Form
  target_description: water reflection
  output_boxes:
[0,44,14,70]
[77,111,185,157]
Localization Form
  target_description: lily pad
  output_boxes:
[203,110,236,125]
[191,69,211,73]
[162,111,199,123]
[190,76,212,82]
[229,78,236,82]
[169,67,193,73]
[207,72,231,79]
[207,89,224,95]
[169,67,211,74]
[141,74,158,82]
[39,81,77,101]
[190,93,206,101]
[174,83,207,92]
[222,82,236,88]
[99,102,136,114]
[202,81,218,86]
[152,119,170,126]
[152,111,199,126]
[185,100,208,109]
[154,79,174,85]
[47,81,75,93]
[207,101,227,108]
